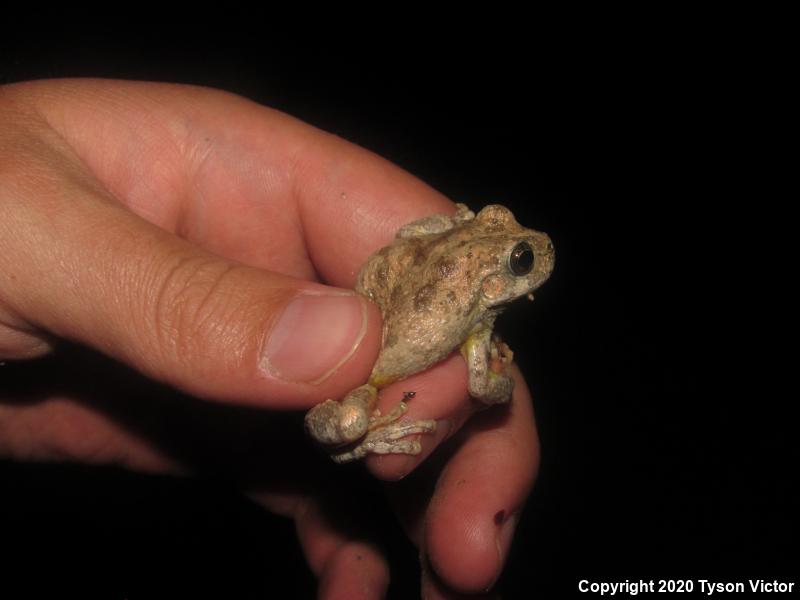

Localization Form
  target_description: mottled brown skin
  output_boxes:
[305,204,554,462]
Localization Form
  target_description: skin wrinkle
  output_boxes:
[179,142,214,240]
[174,114,217,240]
[287,135,333,283]
[185,263,244,359]
[30,95,128,210]
[34,82,187,231]
[148,253,229,369]
[191,271,284,373]
[172,261,240,362]
[0,310,42,335]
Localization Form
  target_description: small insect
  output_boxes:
[403,391,416,401]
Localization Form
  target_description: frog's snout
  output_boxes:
[532,231,555,283]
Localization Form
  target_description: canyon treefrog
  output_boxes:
[305,203,554,462]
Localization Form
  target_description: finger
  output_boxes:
[292,496,389,600]
[0,393,183,474]
[0,315,53,360]
[0,115,380,408]
[0,392,389,600]
[1,391,388,600]
[292,138,455,288]
[423,366,539,594]
[421,562,501,600]
[12,79,455,287]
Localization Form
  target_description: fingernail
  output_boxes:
[495,510,520,565]
[260,293,367,384]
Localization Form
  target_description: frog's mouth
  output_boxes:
[489,291,536,311]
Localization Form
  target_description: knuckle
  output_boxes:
[144,254,264,371]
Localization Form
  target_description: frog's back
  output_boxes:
[357,234,485,387]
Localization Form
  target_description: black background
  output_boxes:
[1,21,794,598]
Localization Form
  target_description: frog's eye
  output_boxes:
[508,241,534,276]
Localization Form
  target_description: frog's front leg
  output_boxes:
[461,324,515,405]
[305,384,437,464]
[396,203,475,238]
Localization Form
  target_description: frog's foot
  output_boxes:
[463,330,516,405]
[331,403,437,464]
[489,336,514,375]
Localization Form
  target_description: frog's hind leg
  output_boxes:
[304,384,376,446]
[306,385,437,463]
[331,395,437,464]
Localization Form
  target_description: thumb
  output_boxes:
[0,152,381,410]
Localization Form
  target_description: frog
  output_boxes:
[304,203,555,463]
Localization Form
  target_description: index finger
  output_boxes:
[20,79,455,287]
[290,134,455,287]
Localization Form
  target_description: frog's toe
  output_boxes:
[330,418,437,463]
[368,401,408,428]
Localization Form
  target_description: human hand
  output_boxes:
[0,79,539,598]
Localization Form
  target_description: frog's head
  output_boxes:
[472,205,555,307]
